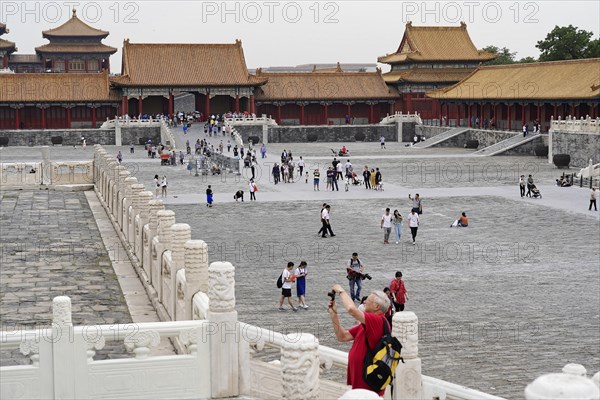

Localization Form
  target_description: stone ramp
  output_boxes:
[412,127,469,148]
[472,133,542,156]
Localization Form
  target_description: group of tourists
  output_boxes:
[152,174,168,198]
[362,165,383,191]
[278,261,309,311]
[379,196,422,245]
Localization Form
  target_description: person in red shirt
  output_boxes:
[389,271,408,312]
[328,284,391,396]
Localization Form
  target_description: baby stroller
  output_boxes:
[350,171,362,186]
[530,184,542,198]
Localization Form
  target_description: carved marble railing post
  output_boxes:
[102,156,113,200]
[52,296,76,399]
[112,165,127,217]
[106,161,118,214]
[116,170,131,228]
[280,332,319,400]
[122,177,138,236]
[135,191,154,260]
[525,363,599,399]
[208,262,239,398]
[128,183,144,248]
[155,210,175,300]
[392,311,422,400]
[144,199,165,284]
[170,224,191,320]
[183,240,208,320]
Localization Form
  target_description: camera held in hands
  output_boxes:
[328,291,336,301]
[362,273,372,280]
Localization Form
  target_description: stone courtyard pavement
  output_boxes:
[1,125,599,397]
[0,190,133,365]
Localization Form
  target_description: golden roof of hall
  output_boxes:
[111,40,266,87]
[35,42,117,54]
[0,71,120,102]
[378,22,496,63]
[0,38,16,51]
[254,69,399,101]
[42,9,110,38]
[383,68,474,84]
[427,58,600,100]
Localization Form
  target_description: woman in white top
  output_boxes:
[153,174,160,198]
[161,176,168,198]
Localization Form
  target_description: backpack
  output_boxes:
[276,273,283,288]
[363,318,404,393]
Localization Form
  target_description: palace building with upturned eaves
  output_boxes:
[0,14,597,131]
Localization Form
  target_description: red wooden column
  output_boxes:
[467,103,472,127]
[438,102,443,125]
[138,96,143,116]
[106,58,110,73]
[521,103,526,128]
[480,103,484,126]
[64,58,69,72]
[553,103,558,119]
[592,103,597,119]
[41,106,46,129]
[369,103,374,124]
[507,103,512,130]
[455,103,460,127]
[204,93,210,117]
[570,104,575,118]
[169,94,174,115]
[300,103,305,125]
[98,59,102,72]
[493,103,498,128]
[537,103,541,124]
[15,106,20,129]
[235,95,240,113]
[92,106,97,128]
[2,55,8,68]
[276,104,281,124]
[323,103,329,125]
[121,96,128,116]
[66,107,72,128]
[347,103,351,120]
[249,94,255,114]
[405,93,412,113]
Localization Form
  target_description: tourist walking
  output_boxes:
[321,205,335,238]
[317,203,327,236]
[590,187,597,211]
[272,163,280,184]
[375,168,382,190]
[295,261,308,309]
[381,208,393,244]
[346,252,366,302]
[409,193,422,214]
[249,179,257,201]
[298,156,305,178]
[278,262,298,311]
[363,166,371,189]
[153,174,160,198]
[526,175,534,197]
[160,176,168,198]
[260,143,267,159]
[380,135,386,149]
[313,168,320,191]
[519,175,526,197]
[130,142,134,154]
[116,151,123,164]
[392,210,403,244]
[250,160,256,180]
[206,185,213,207]
[408,209,419,245]
[389,271,408,312]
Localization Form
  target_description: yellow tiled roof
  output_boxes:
[112,40,266,87]
[0,38,16,51]
[427,59,600,100]
[0,71,120,102]
[254,70,399,101]
[42,10,109,38]
[383,68,474,84]
[378,22,496,63]
[36,42,117,54]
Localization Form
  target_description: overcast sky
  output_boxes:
[2,1,598,73]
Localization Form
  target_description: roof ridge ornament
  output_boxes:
[72,8,77,18]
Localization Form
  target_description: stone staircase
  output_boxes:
[412,127,469,148]
[472,133,541,156]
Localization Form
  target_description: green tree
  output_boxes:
[517,56,537,64]
[482,45,517,65]
[536,25,599,61]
